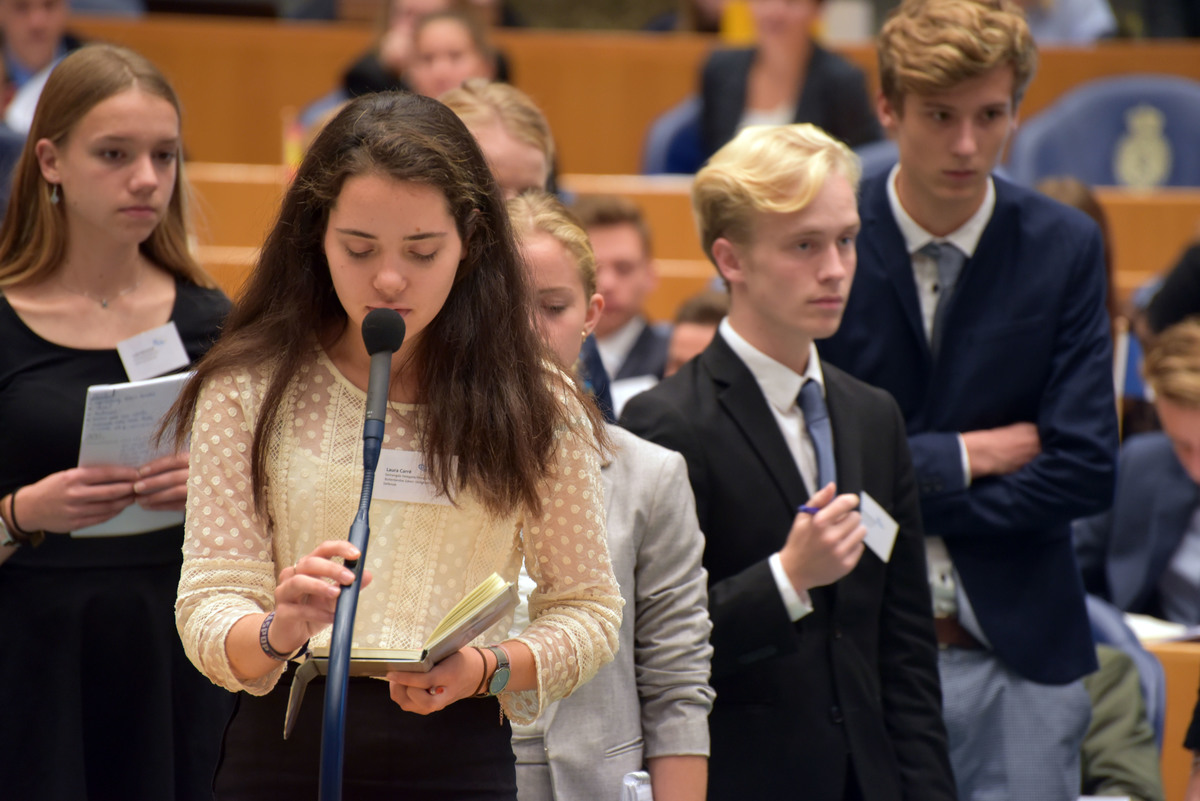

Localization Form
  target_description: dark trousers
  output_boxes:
[214,666,516,801]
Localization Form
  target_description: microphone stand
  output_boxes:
[319,310,403,800]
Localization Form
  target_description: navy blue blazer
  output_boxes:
[1075,432,1199,618]
[699,44,882,162]
[819,174,1117,685]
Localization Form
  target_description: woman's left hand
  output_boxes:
[133,452,190,511]
[387,646,489,715]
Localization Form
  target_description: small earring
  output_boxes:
[49,184,59,205]
[580,329,589,342]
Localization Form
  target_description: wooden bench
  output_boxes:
[72,16,1200,175]
[189,164,1200,320]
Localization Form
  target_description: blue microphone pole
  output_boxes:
[319,308,405,801]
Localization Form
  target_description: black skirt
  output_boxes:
[214,664,517,801]
[0,558,234,801]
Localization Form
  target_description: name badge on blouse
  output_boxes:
[373,450,453,506]
[116,322,189,381]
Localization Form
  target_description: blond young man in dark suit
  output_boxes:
[621,123,953,801]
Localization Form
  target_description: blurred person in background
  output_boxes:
[408,9,495,99]
[699,0,882,163]
[665,288,728,377]
[0,0,80,133]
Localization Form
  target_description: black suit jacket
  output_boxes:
[620,334,954,801]
[700,44,882,162]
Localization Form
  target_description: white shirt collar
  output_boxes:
[719,318,824,413]
[885,163,995,258]
[596,316,647,377]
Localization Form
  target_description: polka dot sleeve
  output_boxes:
[504,402,624,724]
[175,369,283,695]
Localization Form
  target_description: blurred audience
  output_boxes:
[340,0,507,99]
[0,51,23,215]
[645,0,727,32]
[440,78,552,199]
[1,0,80,133]
[699,0,881,164]
[1079,645,1165,801]
[1014,0,1117,44]
[408,9,495,98]
[1147,241,1200,337]
[1075,318,1200,626]
[462,0,524,27]
[572,194,669,415]
[665,288,728,377]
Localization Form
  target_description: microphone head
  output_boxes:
[362,308,406,356]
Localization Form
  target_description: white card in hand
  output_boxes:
[860,491,899,563]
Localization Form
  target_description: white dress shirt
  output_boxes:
[886,164,994,628]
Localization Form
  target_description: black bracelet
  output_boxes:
[259,611,300,661]
[9,490,44,547]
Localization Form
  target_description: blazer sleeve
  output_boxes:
[875,401,957,801]
[1073,510,1113,600]
[621,391,800,682]
[632,444,715,759]
[915,223,1118,536]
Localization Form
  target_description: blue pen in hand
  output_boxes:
[797,505,822,515]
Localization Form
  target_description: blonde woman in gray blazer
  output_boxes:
[508,191,715,801]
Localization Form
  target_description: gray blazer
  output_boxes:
[513,425,714,801]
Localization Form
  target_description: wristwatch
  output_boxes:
[485,645,510,696]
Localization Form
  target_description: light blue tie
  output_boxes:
[797,379,836,491]
[920,241,966,357]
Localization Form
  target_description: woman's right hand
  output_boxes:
[13,465,139,533]
[266,540,374,655]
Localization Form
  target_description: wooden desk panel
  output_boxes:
[1146,641,1200,801]
[74,15,375,165]
[560,174,1200,318]
[69,17,1200,175]
[184,164,1200,315]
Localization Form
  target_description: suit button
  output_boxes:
[832,626,843,640]
[829,705,844,724]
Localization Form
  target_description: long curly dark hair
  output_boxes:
[172,91,602,517]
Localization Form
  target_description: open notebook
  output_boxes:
[284,573,517,738]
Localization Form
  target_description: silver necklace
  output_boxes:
[60,266,142,309]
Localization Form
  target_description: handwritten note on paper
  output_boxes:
[73,372,191,537]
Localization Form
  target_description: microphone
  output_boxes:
[359,309,407,492]
[320,308,404,800]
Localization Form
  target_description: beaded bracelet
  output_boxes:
[259,611,302,661]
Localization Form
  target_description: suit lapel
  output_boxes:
[859,176,929,362]
[705,336,809,509]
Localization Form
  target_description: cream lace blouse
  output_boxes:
[175,351,623,724]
